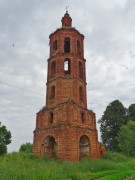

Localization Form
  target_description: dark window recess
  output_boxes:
[77,40,81,54]
[50,112,54,124]
[53,40,58,51]
[50,86,55,99]
[79,86,84,101]
[79,61,83,78]
[81,112,85,123]
[64,37,70,53]
[64,59,71,74]
[51,61,56,77]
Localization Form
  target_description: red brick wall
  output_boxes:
[33,12,106,161]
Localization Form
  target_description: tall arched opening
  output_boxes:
[64,58,71,74]
[44,136,57,158]
[64,37,70,53]
[79,135,90,159]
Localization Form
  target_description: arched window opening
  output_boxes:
[64,58,71,74]
[79,61,83,78]
[44,136,57,159]
[50,112,54,124]
[53,40,57,51]
[79,86,84,101]
[64,37,70,53]
[79,135,90,159]
[77,40,81,54]
[81,112,85,123]
[50,86,55,99]
[51,61,56,77]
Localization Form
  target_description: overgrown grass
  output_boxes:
[0,152,135,180]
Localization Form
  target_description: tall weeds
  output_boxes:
[0,152,135,180]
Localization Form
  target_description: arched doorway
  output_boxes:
[79,135,90,159]
[44,136,57,159]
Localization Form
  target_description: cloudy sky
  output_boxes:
[0,0,135,152]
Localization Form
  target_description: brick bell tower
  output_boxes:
[33,11,106,161]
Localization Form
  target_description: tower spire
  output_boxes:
[65,6,69,13]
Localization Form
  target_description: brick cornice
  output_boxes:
[49,27,84,39]
[38,99,94,114]
[46,76,87,85]
[47,53,86,62]
[34,125,97,134]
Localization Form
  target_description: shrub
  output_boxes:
[19,143,33,153]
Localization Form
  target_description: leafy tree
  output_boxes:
[98,100,128,151]
[117,121,135,157]
[19,142,33,153]
[128,104,135,121]
[0,122,12,155]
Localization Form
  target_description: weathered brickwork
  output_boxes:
[33,11,106,161]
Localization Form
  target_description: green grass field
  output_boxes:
[0,152,135,180]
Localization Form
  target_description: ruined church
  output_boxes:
[33,11,106,161]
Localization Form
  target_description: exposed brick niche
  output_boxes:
[33,11,106,161]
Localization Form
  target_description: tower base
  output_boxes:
[33,102,106,161]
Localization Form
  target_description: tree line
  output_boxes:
[98,100,135,157]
